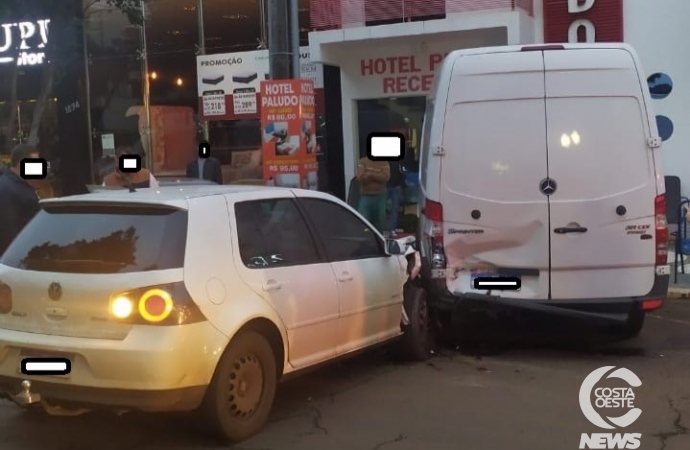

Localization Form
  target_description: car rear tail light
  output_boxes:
[423,199,446,269]
[109,282,206,326]
[0,282,12,314]
[642,299,663,311]
[655,194,668,265]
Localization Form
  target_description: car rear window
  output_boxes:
[0,203,187,274]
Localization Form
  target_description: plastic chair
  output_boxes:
[403,171,419,205]
[674,197,690,283]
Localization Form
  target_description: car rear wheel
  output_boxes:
[200,331,277,443]
[399,283,433,361]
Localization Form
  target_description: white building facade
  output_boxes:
[309,0,690,197]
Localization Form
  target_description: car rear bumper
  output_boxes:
[0,321,228,412]
[0,378,207,412]
[428,274,669,339]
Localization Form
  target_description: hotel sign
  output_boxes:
[543,0,623,43]
[0,19,50,66]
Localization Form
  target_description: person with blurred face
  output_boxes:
[0,144,41,254]
[102,145,159,189]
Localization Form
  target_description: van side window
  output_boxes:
[234,199,321,268]
[420,97,435,188]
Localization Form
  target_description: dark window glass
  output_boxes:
[235,198,320,268]
[1,205,187,274]
[298,198,385,261]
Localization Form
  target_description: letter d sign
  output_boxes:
[568,0,595,13]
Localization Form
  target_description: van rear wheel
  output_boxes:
[200,331,277,443]
[621,308,645,339]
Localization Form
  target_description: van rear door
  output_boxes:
[439,51,550,299]
[543,48,658,299]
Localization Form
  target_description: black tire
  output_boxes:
[400,283,433,361]
[621,308,645,339]
[200,331,277,443]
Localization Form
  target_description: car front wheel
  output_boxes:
[400,283,433,361]
[200,330,277,443]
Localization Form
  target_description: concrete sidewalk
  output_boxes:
[668,273,690,298]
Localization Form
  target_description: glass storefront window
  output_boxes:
[85,3,145,181]
[356,96,425,231]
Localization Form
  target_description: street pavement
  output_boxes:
[0,300,688,450]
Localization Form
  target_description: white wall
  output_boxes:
[331,27,510,185]
[623,0,690,196]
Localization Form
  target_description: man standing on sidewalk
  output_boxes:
[0,144,41,255]
[356,155,390,232]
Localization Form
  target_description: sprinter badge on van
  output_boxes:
[539,178,557,196]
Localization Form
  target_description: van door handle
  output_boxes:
[554,227,588,234]
[262,280,282,291]
[338,271,353,282]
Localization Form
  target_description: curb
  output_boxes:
[667,287,690,299]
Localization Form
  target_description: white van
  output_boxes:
[417,43,669,339]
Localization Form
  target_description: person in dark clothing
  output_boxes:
[186,143,224,184]
[0,144,41,255]
[386,158,405,236]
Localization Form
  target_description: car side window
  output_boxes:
[298,198,386,261]
[234,198,321,268]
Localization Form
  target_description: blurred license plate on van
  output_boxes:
[471,273,496,289]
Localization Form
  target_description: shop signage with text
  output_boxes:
[0,19,50,66]
[196,47,323,121]
[543,0,623,43]
[261,80,318,190]
[360,53,448,94]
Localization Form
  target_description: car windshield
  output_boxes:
[0,203,187,274]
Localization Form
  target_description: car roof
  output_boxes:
[40,185,336,209]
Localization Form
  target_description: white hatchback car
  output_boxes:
[0,185,430,442]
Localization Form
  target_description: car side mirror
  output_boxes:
[386,239,403,255]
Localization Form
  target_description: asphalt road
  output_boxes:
[1,300,688,450]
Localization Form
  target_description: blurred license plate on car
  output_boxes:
[17,349,72,379]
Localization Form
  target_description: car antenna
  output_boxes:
[126,178,136,193]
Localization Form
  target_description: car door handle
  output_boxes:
[554,227,588,234]
[338,271,353,282]
[262,280,282,291]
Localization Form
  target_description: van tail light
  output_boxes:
[0,282,12,314]
[655,194,668,265]
[423,199,446,269]
[642,299,663,311]
[108,282,206,326]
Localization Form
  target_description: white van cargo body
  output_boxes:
[418,43,669,338]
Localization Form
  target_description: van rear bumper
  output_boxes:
[429,274,669,339]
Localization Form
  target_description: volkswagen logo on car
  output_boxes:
[48,282,62,301]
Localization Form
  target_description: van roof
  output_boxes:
[447,42,636,59]
[40,185,293,209]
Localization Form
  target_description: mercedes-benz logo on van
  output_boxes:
[539,178,557,196]
[48,282,62,301]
